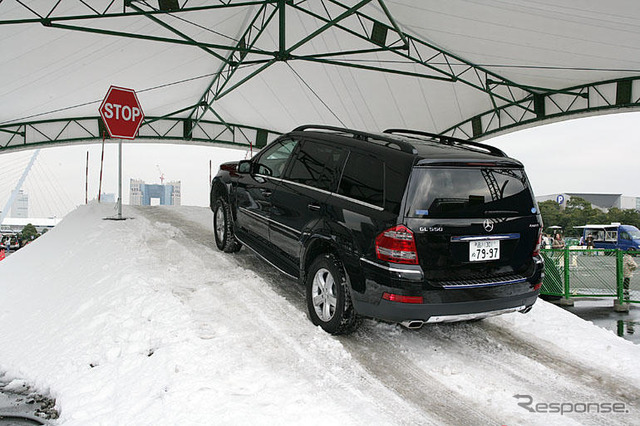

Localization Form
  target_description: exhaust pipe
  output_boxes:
[401,320,424,330]
[520,305,533,314]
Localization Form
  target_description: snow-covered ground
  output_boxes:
[0,203,639,425]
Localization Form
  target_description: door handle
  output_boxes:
[260,189,272,197]
[308,203,321,211]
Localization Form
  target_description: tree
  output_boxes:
[21,223,39,241]
[563,197,605,235]
[608,208,640,229]
[539,200,563,229]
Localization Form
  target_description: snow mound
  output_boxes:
[1,203,639,425]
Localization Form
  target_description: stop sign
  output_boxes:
[98,86,144,139]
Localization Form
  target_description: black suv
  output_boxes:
[210,125,544,334]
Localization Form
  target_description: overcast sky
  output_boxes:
[0,111,638,219]
[488,111,640,197]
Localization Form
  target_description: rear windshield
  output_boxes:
[405,167,536,219]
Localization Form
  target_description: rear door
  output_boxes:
[404,166,541,284]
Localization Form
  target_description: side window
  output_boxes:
[338,151,384,208]
[286,140,344,192]
[255,139,298,178]
[385,162,406,214]
[621,231,631,241]
[605,230,618,242]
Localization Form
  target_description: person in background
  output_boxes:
[552,233,565,249]
[586,234,595,249]
[623,249,637,302]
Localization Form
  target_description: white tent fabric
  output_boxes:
[2,0,640,140]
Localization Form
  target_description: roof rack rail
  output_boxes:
[293,124,417,154]
[383,128,507,157]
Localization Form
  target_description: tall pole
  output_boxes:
[85,151,89,204]
[98,130,106,202]
[117,138,123,219]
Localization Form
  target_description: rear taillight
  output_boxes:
[382,292,423,304]
[375,225,418,264]
[532,230,542,257]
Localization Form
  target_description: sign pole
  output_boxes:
[98,130,106,202]
[118,138,123,220]
[85,151,89,204]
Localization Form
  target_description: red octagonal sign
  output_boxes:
[98,86,144,140]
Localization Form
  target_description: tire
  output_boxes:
[306,253,360,335]
[213,198,242,253]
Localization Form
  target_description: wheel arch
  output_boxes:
[210,179,229,210]
[300,236,347,286]
[301,229,368,295]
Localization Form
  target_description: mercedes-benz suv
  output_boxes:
[210,125,544,334]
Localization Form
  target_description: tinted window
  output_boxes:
[338,151,384,208]
[287,140,344,191]
[256,139,298,178]
[406,167,534,218]
[385,161,407,214]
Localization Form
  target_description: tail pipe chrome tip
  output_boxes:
[401,320,424,330]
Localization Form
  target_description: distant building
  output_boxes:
[129,179,181,206]
[100,193,116,203]
[130,179,143,205]
[11,190,28,218]
[537,193,640,212]
[166,181,181,206]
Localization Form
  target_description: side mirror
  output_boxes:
[237,160,252,174]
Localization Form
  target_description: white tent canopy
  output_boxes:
[2,0,640,152]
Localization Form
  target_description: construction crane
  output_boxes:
[156,165,165,184]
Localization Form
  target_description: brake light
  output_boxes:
[375,225,419,264]
[532,230,542,257]
[382,292,424,304]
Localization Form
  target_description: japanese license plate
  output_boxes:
[469,240,500,262]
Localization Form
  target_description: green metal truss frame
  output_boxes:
[442,77,640,140]
[0,115,282,154]
[2,0,638,144]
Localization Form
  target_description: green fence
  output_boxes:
[541,248,640,305]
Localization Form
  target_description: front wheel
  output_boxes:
[306,253,360,335]
[213,198,242,253]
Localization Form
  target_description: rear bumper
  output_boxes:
[354,289,539,323]
[351,256,543,324]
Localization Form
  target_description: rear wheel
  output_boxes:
[213,198,242,253]
[306,253,359,335]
